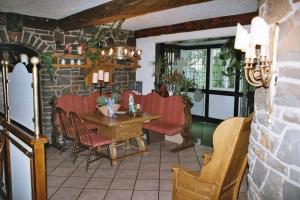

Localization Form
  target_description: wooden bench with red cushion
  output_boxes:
[54,92,100,130]
[120,91,185,136]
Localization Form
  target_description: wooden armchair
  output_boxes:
[55,107,75,153]
[69,112,112,171]
[172,114,252,200]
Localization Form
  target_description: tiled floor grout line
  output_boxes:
[129,150,143,200]
[48,146,87,200]
[47,146,78,199]
[193,146,202,169]
[74,155,103,200]
[102,156,122,200]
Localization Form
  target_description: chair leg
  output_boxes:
[86,148,92,172]
[59,136,66,155]
[73,146,79,164]
[107,145,113,167]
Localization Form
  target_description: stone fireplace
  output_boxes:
[248,0,300,199]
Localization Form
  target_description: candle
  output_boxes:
[250,44,256,60]
[130,50,134,57]
[137,49,141,56]
[92,73,98,83]
[101,50,105,56]
[124,48,128,55]
[260,45,267,57]
[245,46,251,59]
[109,48,113,56]
[98,70,104,81]
[104,72,109,82]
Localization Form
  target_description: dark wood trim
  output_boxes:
[7,135,33,158]
[135,12,257,38]
[59,0,211,30]
[23,15,57,31]
[0,12,58,31]
[192,115,223,124]
[4,122,35,145]
[205,48,210,118]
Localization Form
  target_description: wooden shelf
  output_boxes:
[52,53,88,68]
[52,64,89,68]
[52,53,84,59]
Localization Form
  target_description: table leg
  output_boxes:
[109,141,117,160]
[135,136,146,151]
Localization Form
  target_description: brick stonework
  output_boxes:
[248,0,300,199]
[0,23,137,142]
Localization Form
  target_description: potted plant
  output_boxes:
[219,38,255,115]
[97,93,120,117]
[40,52,56,81]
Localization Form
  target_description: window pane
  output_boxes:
[209,48,235,91]
[180,49,207,89]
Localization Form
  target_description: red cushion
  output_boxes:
[141,93,163,115]
[143,120,182,136]
[161,95,185,126]
[80,133,112,147]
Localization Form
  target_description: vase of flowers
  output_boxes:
[97,94,120,117]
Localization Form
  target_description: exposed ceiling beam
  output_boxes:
[59,0,211,31]
[134,12,257,38]
[0,12,58,31]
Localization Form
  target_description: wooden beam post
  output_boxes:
[135,12,257,38]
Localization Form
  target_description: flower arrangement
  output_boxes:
[97,93,120,107]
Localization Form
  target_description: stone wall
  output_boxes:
[248,0,300,199]
[0,19,138,142]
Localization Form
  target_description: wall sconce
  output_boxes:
[234,17,279,89]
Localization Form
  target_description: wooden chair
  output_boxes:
[55,107,75,154]
[172,114,253,200]
[69,111,112,171]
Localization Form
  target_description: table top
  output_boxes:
[78,112,160,127]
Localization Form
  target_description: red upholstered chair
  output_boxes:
[55,107,75,154]
[69,112,112,171]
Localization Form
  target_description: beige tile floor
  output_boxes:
[46,141,248,200]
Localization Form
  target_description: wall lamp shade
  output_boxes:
[234,16,278,89]
[250,17,269,46]
[234,23,249,51]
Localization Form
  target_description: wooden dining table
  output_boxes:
[78,112,160,160]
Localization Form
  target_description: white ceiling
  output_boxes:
[0,0,112,19]
[0,0,258,31]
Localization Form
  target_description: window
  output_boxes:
[209,48,235,91]
[156,41,243,122]
[180,49,207,89]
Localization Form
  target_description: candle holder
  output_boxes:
[94,80,108,96]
